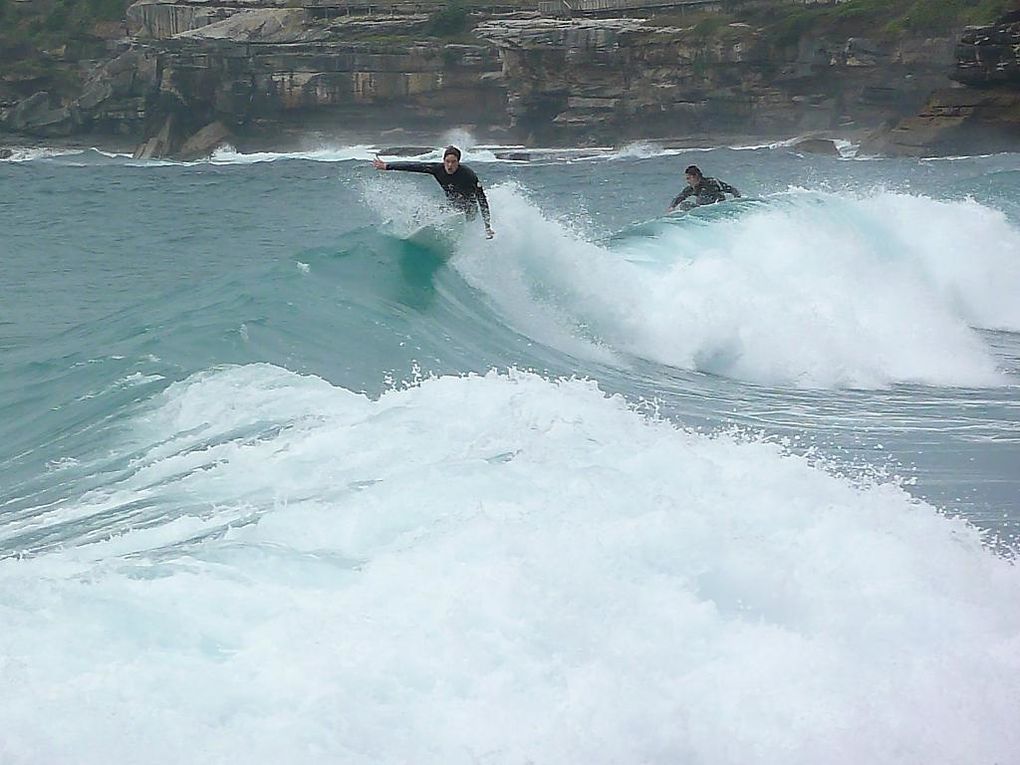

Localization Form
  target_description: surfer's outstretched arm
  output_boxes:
[373,158,439,174]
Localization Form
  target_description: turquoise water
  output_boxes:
[2,142,1020,762]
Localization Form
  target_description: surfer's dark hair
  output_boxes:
[685,165,703,177]
[443,145,462,160]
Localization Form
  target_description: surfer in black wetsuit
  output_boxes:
[668,165,741,212]
[372,145,495,238]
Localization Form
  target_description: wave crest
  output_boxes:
[454,188,1019,389]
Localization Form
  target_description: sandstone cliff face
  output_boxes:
[126,0,270,38]
[1,0,507,154]
[475,17,955,143]
[954,10,1020,88]
[863,12,1020,156]
[1,0,1013,156]
[126,4,508,155]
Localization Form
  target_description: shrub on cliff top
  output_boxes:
[427,0,470,37]
[85,0,133,21]
[20,0,132,40]
[891,0,1016,31]
[768,0,1016,47]
[692,14,731,37]
[0,0,133,99]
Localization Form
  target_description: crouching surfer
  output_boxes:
[667,165,741,213]
[372,145,495,239]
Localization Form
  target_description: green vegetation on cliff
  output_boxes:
[3,0,130,42]
[769,0,1016,45]
[3,0,1015,133]
[0,0,132,100]
[427,0,471,37]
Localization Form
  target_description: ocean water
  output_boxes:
[2,140,1020,763]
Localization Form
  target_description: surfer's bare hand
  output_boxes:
[372,157,387,170]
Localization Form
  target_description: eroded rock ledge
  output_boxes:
[1,1,1017,157]
[475,16,955,144]
[863,11,1020,156]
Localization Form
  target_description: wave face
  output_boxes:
[2,144,1020,763]
[3,367,1020,764]
[451,188,1019,388]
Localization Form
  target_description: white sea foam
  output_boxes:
[0,138,842,168]
[454,186,1019,388]
[197,142,668,165]
[919,152,1015,162]
[91,148,134,159]
[208,143,379,164]
[722,136,857,158]
[611,141,687,159]
[203,142,515,165]
[1,365,1018,764]
[1,146,86,162]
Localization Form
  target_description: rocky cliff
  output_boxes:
[475,16,956,143]
[1,0,509,155]
[864,10,1020,156]
[127,6,509,157]
[1,0,1016,156]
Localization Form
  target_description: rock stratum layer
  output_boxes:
[475,16,956,144]
[865,10,1020,156]
[1,1,1018,157]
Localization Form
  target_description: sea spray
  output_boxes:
[455,187,1016,388]
[2,367,1019,764]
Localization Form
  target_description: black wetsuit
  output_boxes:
[671,177,741,208]
[386,162,492,228]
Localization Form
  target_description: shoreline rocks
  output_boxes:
[789,137,841,156]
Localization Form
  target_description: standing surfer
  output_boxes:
[372,145,495,238]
